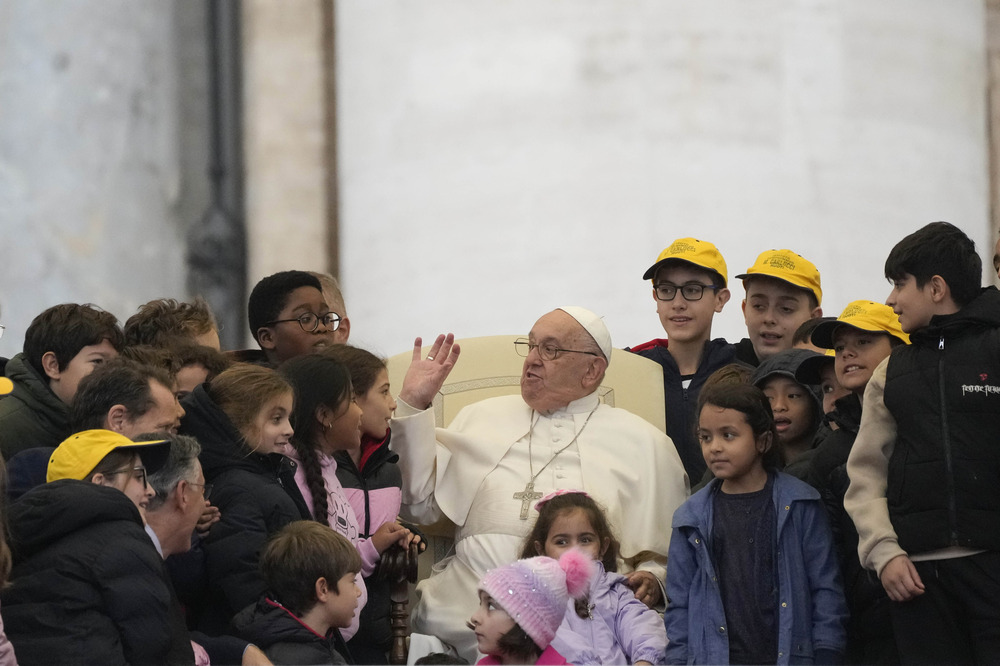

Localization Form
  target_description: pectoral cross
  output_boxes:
[513,481,543,520]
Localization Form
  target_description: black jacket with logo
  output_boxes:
[883,286,1000,553]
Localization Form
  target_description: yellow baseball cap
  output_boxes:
[0,377,12,396]
[47,429,171,483]
[810,300,910,349]
[642,237,728,286]
[736,249,822,305]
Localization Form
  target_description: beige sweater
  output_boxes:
[843,357,906,576]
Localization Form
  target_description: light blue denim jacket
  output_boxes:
[664,472,847,665]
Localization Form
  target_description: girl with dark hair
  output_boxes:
[664,383,847,665]
[323,345,425,663]
[280,353,417,642]
[520,490,666,665]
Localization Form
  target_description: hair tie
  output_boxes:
[534,488,589,512]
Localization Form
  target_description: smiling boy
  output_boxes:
[735,249,823,366]
[845,222,1000,663]
[629,238,735,481]
[0,304,123,460]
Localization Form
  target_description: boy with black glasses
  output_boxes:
[629,237,735,481]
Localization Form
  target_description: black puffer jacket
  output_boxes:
[233,597,350,665]
[1,479,191,665]
[0,353,71,460]
[180,384,310,635]
[883,286,1000,553]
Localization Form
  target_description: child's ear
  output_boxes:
[928,275,952,304]
[257,326,276,350]
[314,577,330,602]
[599,536,611,559]
[315,404,335,429]
[533,540,544,556]
[714,288,732,313]
[41,351,61,381]
[756,431,773,454]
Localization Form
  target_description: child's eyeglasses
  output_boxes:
[653,283,720,302]
[265,312,341,333]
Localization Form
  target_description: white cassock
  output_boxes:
[391,391,689,663]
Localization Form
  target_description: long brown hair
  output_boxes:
[208,364,293,452]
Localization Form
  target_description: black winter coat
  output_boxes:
[0,353,71,460]
[180,385,310,635]
[1,479,192,665]
[233,597,350,665]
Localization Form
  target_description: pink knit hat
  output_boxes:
[478,549,597,649]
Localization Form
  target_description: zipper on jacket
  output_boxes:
[938,336,959,544]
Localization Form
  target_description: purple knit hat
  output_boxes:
[478,549,597,649]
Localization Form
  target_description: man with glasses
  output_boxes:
[241,270,343,367]
[628,237,736,482]
[391,307,688,662]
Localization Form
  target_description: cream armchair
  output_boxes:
[383,335,666,663]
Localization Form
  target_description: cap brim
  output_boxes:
[795,354,834,385]
[119,440,171,476]
[0,377,13,396]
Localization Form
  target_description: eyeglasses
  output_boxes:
[514,338,601,361]
[265,312,341,333]
[653,283,720,302]
[106,466,148,488]
[186,480,213,500]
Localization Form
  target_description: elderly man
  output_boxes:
[393,306,689,661]
[143,433,273,666]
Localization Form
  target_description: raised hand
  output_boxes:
[398,333,461,410]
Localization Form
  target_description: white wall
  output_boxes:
[0,1,207,357]
[336,0,990,359]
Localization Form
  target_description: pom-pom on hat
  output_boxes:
[478,549,597,649]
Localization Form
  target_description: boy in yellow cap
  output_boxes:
[629,237,735,481]
[735,249,823,366]
[801,300,909,663]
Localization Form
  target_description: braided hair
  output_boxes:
[279,354,354,524]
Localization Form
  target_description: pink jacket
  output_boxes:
[476,645,571,665]
[289,449,378,641]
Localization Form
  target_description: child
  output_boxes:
[246,270,342,366]
[522,490,666,665]
[800,300,908,663]
[734,249,823,366]
[234,520,362,665]
[751,348,824,468]
[124,297,221,350]
[795,349,851,419]
[0,303,123,459]
[279,353,416,643]
[629,237,736,482]
[469,549,597,665]
[310,271,351,344]
[179,363,311,634]
[665,382,847,665]
[844,221,1000,663]
[324,344,413,663]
